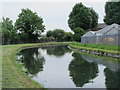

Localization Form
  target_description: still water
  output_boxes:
[17,46,120,88]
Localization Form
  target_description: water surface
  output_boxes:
[17,46,120,88]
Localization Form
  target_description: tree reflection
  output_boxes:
[69,52,98,87]
[104,68,120,89]
[42,46,72,57]
[17,48,45,76]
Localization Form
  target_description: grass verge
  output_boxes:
[1,42,72,88]
[69,42,120,54]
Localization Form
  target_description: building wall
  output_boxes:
[81,36,96,44]
[81,24,120,46]
[81,35,120,46]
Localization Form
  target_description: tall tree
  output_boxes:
[15,8,45,43]
[0,17,13,44]
[104,1,120,25]
[68,3,98,31]
[1,17,13,30]
[89,8,98,28]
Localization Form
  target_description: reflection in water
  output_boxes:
[69,52,98,87]
[17,48,45,76]
[41,46,72,57]
[82,55,120,72]
[16,46,120,88]
[104,68,120,89]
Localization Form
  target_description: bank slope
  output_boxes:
[69,43,120,59]
[2,42,71,88]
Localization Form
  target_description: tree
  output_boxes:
[0,17,13,44]
[104,1,120,25]
[46,29,73,42]
[72,34,81,42]
[46,30,53,37]
[68,3,98,31]
[72,27,85,42]
[15,8,45,43]
[89,8,98,28]
[0,17,13,31]
[1,28,11,45]
[52,29,65,42]
[68,3,91,31]
[64,32,73,41]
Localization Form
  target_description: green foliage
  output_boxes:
[0,17,14,45]
[64,32,73,41]
[89,8,98,28]
[46,29,73,42]
[0,17,13,31]
[104,1,120,25]
[73,27,84,34]
[72,27,85,42]
[52,29,65,41]
[68,3,98,31]
[1,28,11,45]
[15,8,45,43]
[39,36,56,43]
[46,30,53,37]
[72,33,81,42]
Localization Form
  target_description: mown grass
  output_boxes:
[1,42,72,88]
[70,42,120,54]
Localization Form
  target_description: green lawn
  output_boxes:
[1,42,71,88]
[70,42,120,54]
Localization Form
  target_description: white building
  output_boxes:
[81,23,120,46]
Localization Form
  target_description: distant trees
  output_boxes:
[46,31,54,37]
[46,29,73,42]
[64,32,73,41]
[53,29,66,42]
[104,1,120,25]
[1,9,45,45]
[15,8,45,43]
[68,3,98,31]
[0,17,13,45]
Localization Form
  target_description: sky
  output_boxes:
[0,0,108,34]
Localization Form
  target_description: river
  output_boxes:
[17,46,120,88]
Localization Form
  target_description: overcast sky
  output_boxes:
[0,0,108,33]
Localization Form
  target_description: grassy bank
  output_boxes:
[1,42,71,88]
[1,42,119,88]
[69,42,120,54]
